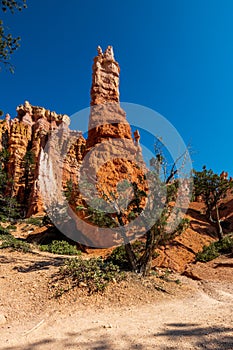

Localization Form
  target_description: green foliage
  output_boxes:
[56,257,124,295]
[0,20,20,72]
[76,199,117,229]
[0,1,27,72]
[86,206,116,228]
[0,224,9,234]
[0,232,31,252]
[7,224,16,230]
[0,217,30,252]
[23,150,35,169]
[194,166,233,240]
[107,240,147,269]
[0,148,22,222]
[0,149,10,192]
[166,180,179,201]
[0,148,10,163]
[0,214,7,222]
[196,235,233,262]
[217,235,233,252]
[0,196,21,221]
[196,244,220,262]
[39,240,81,256]
[64,179,74,203]
[193,167,233,216]
[1,0,27,13]
[157,217,190,246]
[25,217,42,226]
[107,245,131,269]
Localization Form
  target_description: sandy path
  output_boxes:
[1,281,233,350]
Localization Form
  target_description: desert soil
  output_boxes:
[0,248,233,350]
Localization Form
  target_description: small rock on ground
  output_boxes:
[0,314,6,325]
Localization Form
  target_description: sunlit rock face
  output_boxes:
[86,46,146,197]
[90,45,120,106]
[0,101,85,217]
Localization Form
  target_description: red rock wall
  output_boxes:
[0,101,86,217]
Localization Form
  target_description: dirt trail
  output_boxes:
[0,281,233,350]
[0,250,233,350]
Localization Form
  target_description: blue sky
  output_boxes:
[1,0,233,176]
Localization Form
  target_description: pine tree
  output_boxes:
[194,166,233,240]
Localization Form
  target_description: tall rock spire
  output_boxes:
[87,46,132,150]
[91,45,120,105]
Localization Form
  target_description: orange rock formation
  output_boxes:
[0,101,85,216]
[0,46,147,248]
[86,46,146,201]
[70,46,147,247]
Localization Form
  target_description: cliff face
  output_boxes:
[0,101,85,217]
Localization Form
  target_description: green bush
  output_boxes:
[196,244,219,262]
[7,224,17,230]
[55,257,124,295]
[0,225,9,235]
[0,214,7,223]
[196,235,233,262]
[107,240,155,269]
[216,235,233,253]
[107,244,130,269]
[39,240,81,255]
[25,217,43,226]
[0,233,31,253]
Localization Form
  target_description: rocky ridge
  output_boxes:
[0,101,85,217]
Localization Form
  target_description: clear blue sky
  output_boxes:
[1,0,233,176]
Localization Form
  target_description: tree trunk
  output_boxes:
[215,204,223,241]
[207,207,214,223]
[138,228,156,276]
[125,243,138,272]
[117,213,138,272]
